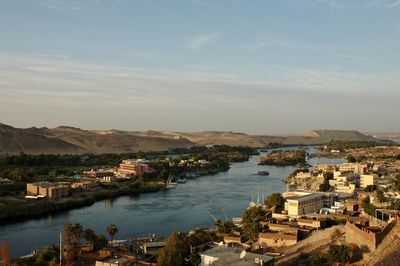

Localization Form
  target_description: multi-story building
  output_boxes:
[360,174,378,189]
[83,169,115,179]
[26,182,71,200]
[339,163,368,174]
[71,179,98,190]
[284,191,336,216]
[117,159,155,178]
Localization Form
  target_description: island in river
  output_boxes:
[258,149,306,166]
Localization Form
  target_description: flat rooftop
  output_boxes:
[201,246,274,266]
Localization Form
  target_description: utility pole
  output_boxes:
[59,232,62,266]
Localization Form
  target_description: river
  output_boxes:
[0,147,345,258]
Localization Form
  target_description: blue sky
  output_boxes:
[1,0,400,134]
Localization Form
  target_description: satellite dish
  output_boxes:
[240,250,247,260]
[218,241,224,246]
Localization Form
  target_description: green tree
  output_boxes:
[264,193,285,212]
[63,223,74,265]
[377,190,385,203]
[242,206,266,241]
[83,228,96,246]
[94,234,108,251]
[107,224,118,244]
[157,230,190,266]
[320,171,333,192]
[215,220,236,234]
[326,245,352,264]
[362,196,377,216]
[72,223,83,251]
[390,174,400,192]
[364,185,377,192]
[346,155,357,163]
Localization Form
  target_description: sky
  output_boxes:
[0,0,400,134]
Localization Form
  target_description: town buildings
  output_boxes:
[360,174,378,189]
[200,246,274,266]
[116,159,155,178]
[26,182,71,200]
[83,169,115,179]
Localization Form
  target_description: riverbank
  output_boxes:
[0,181,164,224]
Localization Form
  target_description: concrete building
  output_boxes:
[83,169,115,179]
[200,246,274,266]
[95,257,130,266]
[284,192,335,216]
[339,163,368,174]
[71,179,98,190]
[26,182,70,200]
[142,241,165,256]
[258,223,298,247]
[294,172,312,179]
[258,232,297,247]
[360,174,378,189]
[345,220,394,252]
[117,159,155,178]
[297,218,322,229]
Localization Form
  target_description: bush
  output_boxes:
[327,244,352,264]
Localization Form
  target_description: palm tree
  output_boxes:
[107,224,118,245]
[83,228,96,247]
[72,223,83,252]
[64,223,74,265]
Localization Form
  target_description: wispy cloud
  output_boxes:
[243,39,370,63]
[34,0,87,12]
[186,32,219,49]
[1,52,399,133]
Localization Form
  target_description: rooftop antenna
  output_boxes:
[221,208,229,221]
[59,232,62,266]
[207,210,218,222]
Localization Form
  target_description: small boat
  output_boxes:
[257,171,269,176]
[165,183,177,189]
[177,178,187,184]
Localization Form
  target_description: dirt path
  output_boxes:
[275,225,345,266]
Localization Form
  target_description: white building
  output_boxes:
[284,191,336,216]
[200,246,274,266]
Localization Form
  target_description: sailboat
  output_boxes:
[165,175,177,189]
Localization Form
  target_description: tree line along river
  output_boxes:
[0,147,345,258]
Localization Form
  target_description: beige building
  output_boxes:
[200,246,274,266]
[117,159,155,178]
[284,192,335,216]
[360,174,378,189]
[258,232,297,247]
[71,179,98,190]
[26,182,70,200]
[83,169,115,179]
[339,163,368,174]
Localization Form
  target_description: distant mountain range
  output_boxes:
[0,123,393,155]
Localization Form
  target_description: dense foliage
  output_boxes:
[259,149,306,166]
[362,196,377,216]
[326,244,353,264]
[157,230,190,266]
[319,171,333,192]
[241,206,266,241]
[321,140,392,151]
[264,193,285,212]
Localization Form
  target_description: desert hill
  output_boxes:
[0,123,392,155]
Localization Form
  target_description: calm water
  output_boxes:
[0,148,345,257]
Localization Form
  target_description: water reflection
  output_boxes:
[0,148,345,257]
